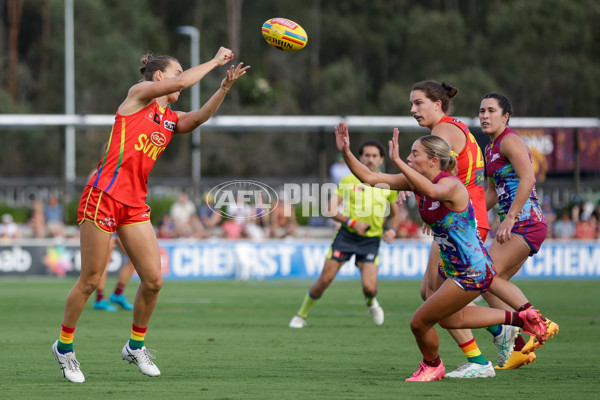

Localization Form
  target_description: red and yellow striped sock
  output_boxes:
[57,324,75,353]
[458,338,487,365]
[129,324,147,349]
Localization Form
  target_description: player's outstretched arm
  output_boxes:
[175,62,250,134]
[335,122,408,190]
[130,47,235,105]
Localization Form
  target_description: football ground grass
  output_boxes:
[0,278,599,399]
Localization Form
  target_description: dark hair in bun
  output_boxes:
[411,80,459,115]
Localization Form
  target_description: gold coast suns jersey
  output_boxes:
[436,115,490,231]
[87,100,178,206]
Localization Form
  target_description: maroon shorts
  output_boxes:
[77,186,151,233]
[512,219,547,255]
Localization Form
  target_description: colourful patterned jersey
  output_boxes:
[436,115,489,231]
[337,173,399,238]
[88,101,178,207]
[414,171,496,289]
[485,127,546,225]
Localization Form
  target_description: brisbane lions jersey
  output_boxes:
[485,127,545,226]
[414,171,495,285]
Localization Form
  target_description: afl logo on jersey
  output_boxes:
[150,131,167,147]
[146,111,163,125]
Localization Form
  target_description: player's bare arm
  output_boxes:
[175,63,250,134]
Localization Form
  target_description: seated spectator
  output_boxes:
[580,201,595,222]
[29,199,46,238]
[270,195,298,239]
[221,199,252,239]
[244,193,271,241]
[553,211,575,239]
[575,215,596,239]
[244,215,268,240]
[199,192,222,237]
[157,213,176,239]
[45,195,65,238]
[0,213,22,240]
[221,219,244,239]
[170,192,199,237]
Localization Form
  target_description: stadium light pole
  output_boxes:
[176,26,201,200]
[65,0,76,204]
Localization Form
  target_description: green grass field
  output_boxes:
[1,278,599,399]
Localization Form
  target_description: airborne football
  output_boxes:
[261,17,308,51]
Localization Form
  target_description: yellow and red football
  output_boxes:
[261,18,308,52]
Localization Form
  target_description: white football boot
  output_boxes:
[121,342,161,377]
[493,325,518,367]
[289,315,307,328]
[368,298,384,326]
[52,340,85,383]
[446,361,496,378]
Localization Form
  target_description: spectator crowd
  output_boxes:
[2,191,600,242]
[155,190,301,241]
[488,197,600,240]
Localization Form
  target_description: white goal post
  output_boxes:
[0,114,599,130]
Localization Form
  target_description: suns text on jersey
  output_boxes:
[134,133,167,160]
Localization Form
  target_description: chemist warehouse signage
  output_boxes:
[0,240,599,279]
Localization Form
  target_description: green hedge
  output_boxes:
[0,204,30,223]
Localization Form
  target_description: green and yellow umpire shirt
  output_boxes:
[337,174,398,238]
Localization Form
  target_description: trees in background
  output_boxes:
[0,0,599,178]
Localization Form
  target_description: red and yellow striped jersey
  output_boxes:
[87,100,178,207]
[436,115,490,231]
